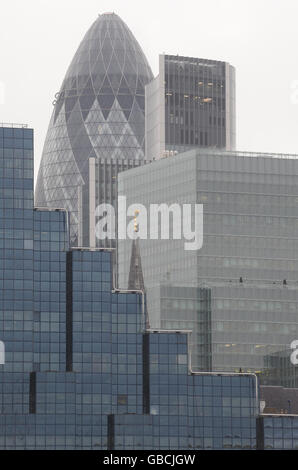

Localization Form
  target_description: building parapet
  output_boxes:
[0,122,28,128]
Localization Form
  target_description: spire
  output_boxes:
[128,238,145,291]
[127,211,150,329]
[128,210,145,291]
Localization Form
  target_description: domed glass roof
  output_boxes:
[35,13,153,243]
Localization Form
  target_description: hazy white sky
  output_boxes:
[1,0,298,182]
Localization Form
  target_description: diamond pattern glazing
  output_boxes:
[35,13,153,244]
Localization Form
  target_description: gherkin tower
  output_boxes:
[35,13,153,245]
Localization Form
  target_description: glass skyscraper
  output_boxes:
[0,124,265,449]
[118,148,298,376]
[145,54,236,161]
[35,13,153,246]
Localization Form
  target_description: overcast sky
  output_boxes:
[1,0,298,182]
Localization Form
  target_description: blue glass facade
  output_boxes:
[1,124,296,450]
[263,416,298,450]
[112,336,257,450]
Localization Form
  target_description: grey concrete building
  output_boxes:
[83,156,149,248]
[145,54,236,161]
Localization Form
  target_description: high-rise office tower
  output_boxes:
[2,124,298,450]
[0,123,262,450]
[118,149,298,376]
[35,13,153,246]
[3,123,297,451]
[145,54,236,161]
